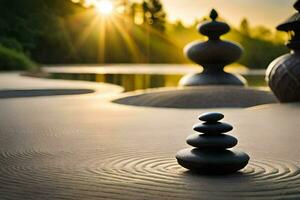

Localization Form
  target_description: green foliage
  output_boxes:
[0,45,37,71]
[0,0,85,63]
[234,18,289,68]
[142,0,166,32]
[0,0,290,70]
[238,34,288,69]
[167,20,289,69]
[0,37,23,52]
[240,18,250,36]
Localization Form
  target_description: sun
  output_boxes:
[95,0,114,15]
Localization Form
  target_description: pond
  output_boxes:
[44,65,266,91]
[49,73,267,92]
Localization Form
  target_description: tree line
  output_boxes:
[0,0,289,70]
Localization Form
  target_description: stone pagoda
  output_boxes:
[266,0,300,102]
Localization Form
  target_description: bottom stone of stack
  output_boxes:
[176,148,250,174]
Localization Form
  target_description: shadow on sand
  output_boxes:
[0,89,95,99]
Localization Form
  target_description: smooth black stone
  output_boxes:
[193,122,233,134]
[176,148,250,174]
[199,21,230,40]
[199,112,224,122]
[184,40,243,66]
[179,72,246,87]
[187,133,237,149]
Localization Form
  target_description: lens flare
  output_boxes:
[95,0,114,15]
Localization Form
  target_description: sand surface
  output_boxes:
[1,73,300,200]
[114,87,276,108]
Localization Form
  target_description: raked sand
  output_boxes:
[1,73,300,200]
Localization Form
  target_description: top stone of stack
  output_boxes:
[198,9,230,40]
[199,112,224,122]
[194,112,233,134]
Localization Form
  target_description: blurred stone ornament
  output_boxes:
[266,0,300,102]
[179,9,247,86]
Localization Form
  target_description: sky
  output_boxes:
[160,0,295,28]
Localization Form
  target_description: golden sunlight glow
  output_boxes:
[70,0,176,64]
[95,0,114,15]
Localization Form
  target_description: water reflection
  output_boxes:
[50,73,266,92]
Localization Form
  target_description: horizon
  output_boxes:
[79,0,295,28]
[161,0,295,28]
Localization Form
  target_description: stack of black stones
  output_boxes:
[176,112,250,174]
[179,9,246,87]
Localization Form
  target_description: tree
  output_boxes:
[142,0,166,32]
[0,0,86,63]
[252,26,272,41]
[240,18,250,36]
[174,20,185,31]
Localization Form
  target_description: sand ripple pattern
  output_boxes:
[1,150,300,199]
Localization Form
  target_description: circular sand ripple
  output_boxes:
[1,151,300,199]
[81,154,300,199]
